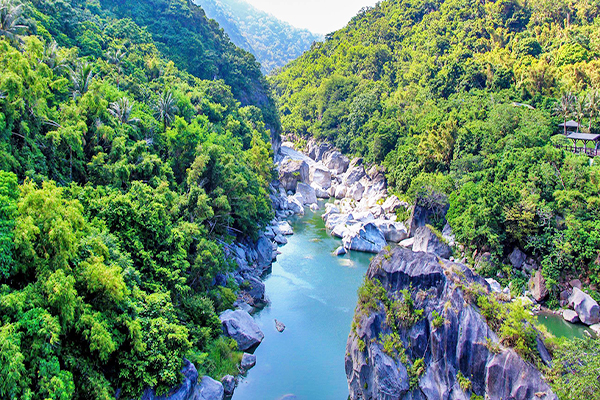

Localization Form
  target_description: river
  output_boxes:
[231,204,587,400]
[232,204,371,400]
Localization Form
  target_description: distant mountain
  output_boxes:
[193,0,323,73]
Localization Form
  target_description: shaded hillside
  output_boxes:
[194,0,323,73]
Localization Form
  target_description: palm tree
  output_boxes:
[586,89,600,132]
[554,92,575,135]
[0,0,27,43]
[39,40,67,72]
[69,62,94,99]
[155,90,178,131]
[574,95,586,133]
[106,47,126,88]
[108,97,139,126]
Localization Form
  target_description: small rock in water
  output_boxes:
[334,246,346,256]
[310,203,319,211]
[278,395,298,400]
[221,375,236,396]
[240,353,256,372]
[275,319,286,332]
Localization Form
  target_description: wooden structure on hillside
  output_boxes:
[558,120,581,133]
[558,132,600,157]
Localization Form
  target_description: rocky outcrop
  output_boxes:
[296,182,317,205]
[323,151,350,174]
[569,287,600,325]
[278,159,309,191]
[346,248,557,400]
[509,247,527,270]
[342,223,387,253]
[240,353,256,372]
[221,376,235,397]
[195,376,224,400]
[220,309,265,351]
[530,270,549,302]
[412,225,452,259]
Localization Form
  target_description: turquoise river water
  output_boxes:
[232,205,586,400]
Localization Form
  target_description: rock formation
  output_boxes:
[345,248,557,400]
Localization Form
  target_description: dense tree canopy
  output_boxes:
[272,0,600,302]
[0,0,275,398]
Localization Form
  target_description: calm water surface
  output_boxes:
[232,206,371,400]
[536,311,592,339]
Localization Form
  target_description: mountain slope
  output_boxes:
[194,0,323,73]
[272,0,600,306]
[0,0,275,398]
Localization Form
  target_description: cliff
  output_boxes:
[346,248,557,400]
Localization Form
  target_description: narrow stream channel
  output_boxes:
[232,205,371,400]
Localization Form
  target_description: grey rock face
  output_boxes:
[240,353,256,372]
[343,165,366,187]
[310,166,332,189]
[374,220,408,243]
[529,270,549,302]
[220,375,235,396]
[408,203,449,237]
[286,195,304,215]
[278,159,309,192]
[220,309,265,351]
[486,278,502,293]
[412,225,452,259]
[324,151,350,175]
[193,376,224,400]
[256,236,275,269]
[296,182,317,205]
[563,309,579,323]
[509,247,527,270]
[346,248,557,400]
[569,287,600,325]
[342,223,387,253]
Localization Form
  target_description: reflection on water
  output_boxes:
[232,204,372,400]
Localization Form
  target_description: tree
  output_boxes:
[0,0,26,43]
[586,89,600,132]
[108,97,139,126]
[69,62,94,99]
[155,90,178,131]
[554,92,575,135]
[574,95,586,133]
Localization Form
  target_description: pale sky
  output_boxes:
[243,0,379,34]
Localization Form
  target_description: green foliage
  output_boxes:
[272,0,600,295]
[431,310,445,329]
[456,371,472,392]
[409,358,425,390]
[0,0,278,397]
[548,337,600,399]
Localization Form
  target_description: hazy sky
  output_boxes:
[243,0,379,34]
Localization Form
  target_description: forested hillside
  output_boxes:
[0,0,275,398]
[194,0,322,73]
[272,0,600,303]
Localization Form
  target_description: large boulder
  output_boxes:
[324,151,350,175]
[240,353,256,372]
[307,141,332,162]
[408,203,449,237]
[286,194,304,215]
[220,309,265,351]
[347,182,365,201]
[412,225,452,259]
[346,248,558,400]
[220,376,236,397]
[256,236,275,269]
[373,220,408,243]
[342,223,387,253]
[296,182,317,205]
[563,309,579,323]
[569,287,600,325]
[278,159,309,192]
[529,270,549,302]
[310,165,332,189]
[193,376,224,400]
[334,185,347,199]
[343,165,366,187]
[509,247,527,270]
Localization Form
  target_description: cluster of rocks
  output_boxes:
[273,140,455,255]
[346,247,558,400]
[558,279,600,333]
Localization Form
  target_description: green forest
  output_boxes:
[0,0,276,398]
[195,0,323,73]
[271,0,600,303]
